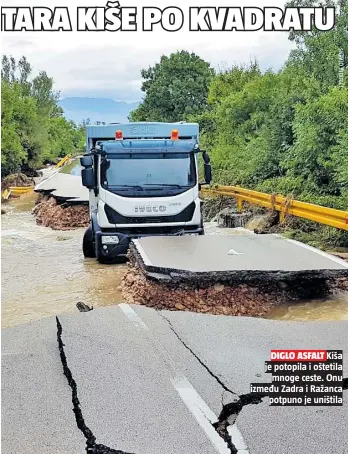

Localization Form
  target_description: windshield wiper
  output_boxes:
[108,185,144,191]
[143,184,184,189]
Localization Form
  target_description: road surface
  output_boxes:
[132,234,348,280]
[2,304,348,454]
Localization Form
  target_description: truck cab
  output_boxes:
[80,122,212,263]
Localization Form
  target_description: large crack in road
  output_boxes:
[56,314,348,454]
[56,317,136,454]
[158,312,237,396]
[158,313,348,454]
[158,313,264,453]
[214,379,348,453]
[213,394,264,453]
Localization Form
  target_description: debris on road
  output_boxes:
[246,212,280,233]
[76,302,93,312]
[33,195,89,230]
[217,208,253,228]
[330,252,348,262]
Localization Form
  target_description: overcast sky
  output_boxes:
[1,0,294,102]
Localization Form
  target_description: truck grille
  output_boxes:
[104,202,195,225]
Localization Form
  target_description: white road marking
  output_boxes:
[34,169,59,190]
[228,425,249,452]
[131,239,152,267]
[118,302,148,329]
[281,236,348,268]
[172,375,231,454]
[119,303,250,454]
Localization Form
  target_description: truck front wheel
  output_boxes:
[83,225,96,258]
[199,218,205,235]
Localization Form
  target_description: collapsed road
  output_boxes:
[34,168,88,204]
[2,305,348,454]
[122,235,348,317]
[2,161,348,454]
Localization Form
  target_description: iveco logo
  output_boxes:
[134,205,166,213]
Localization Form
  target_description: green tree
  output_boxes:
[1,55,85,176]
[1,81,27,175]
[286,0,348,88]
[283,87,348,196]
[129,50,214,122]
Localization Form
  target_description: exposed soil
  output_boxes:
[330,252,348,262]
[120,246,348,318]
[122,267,286,316]
[33,195,89,230]
[203,196,280,232]
[1,173,35,191]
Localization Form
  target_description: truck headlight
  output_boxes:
[102,236,120,245]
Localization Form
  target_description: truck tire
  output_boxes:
[83,225,96,258]
[199,218,205,235]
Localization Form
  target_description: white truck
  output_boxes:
[80,122,212,263]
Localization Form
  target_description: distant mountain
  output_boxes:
[58,97,140,125]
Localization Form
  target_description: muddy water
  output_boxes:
[266,296,348,321]
[60,160,82,176]
[2,193,348,327]
[1,191,127,329]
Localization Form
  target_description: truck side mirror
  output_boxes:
[202,151,212,185]
[80,155,93,168]
[204,164,212,185]
[81,168,94,189]
[202,151,210,164]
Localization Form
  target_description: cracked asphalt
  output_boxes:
[2,304,348,454]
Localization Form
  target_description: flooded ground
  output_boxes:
[1,190,348,328]
[266,296,348,321]
[60,159,82,176]
[1,191,127,329]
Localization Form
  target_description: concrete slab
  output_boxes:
[1,317,85,454]
[35,172,88,203]
[132,234,348,281]
[56,308,223,454]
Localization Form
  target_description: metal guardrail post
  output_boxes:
[2,189,11,200]
[56,154,72,169]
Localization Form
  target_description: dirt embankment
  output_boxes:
[122,268,286,316]
[1,173,35,191]
[33,195,89,230]
[203,196,280,231]
[121,250,348,317]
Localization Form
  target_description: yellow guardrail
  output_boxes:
[2,186,35,199]
[9,186,35,193]
[56,154,72,168]
[201,185,348,231]
[2,189,11,200]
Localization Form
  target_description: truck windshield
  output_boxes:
[101,152,196,192]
